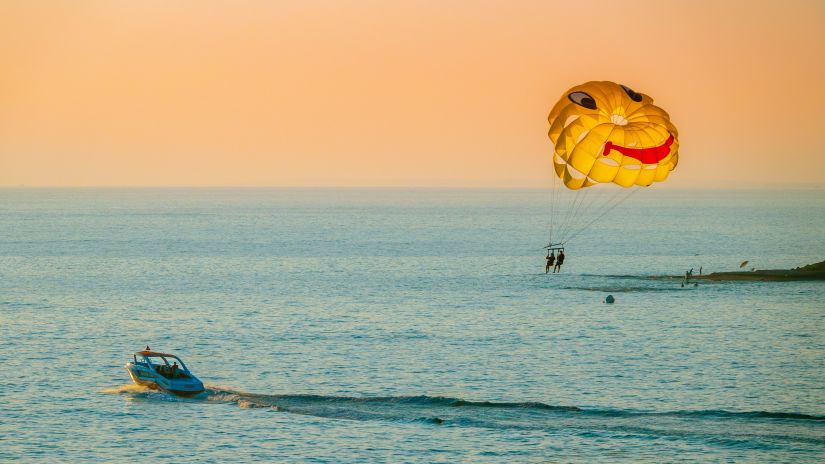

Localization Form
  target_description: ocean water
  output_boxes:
[1,187,824,463]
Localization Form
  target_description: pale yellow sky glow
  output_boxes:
[1,0,824,187]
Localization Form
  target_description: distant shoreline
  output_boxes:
[663,260,825,282]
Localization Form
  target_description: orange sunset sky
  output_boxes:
[2,0,825,188]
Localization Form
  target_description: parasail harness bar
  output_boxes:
[544,243,565,253]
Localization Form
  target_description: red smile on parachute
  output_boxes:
[602,134,674,164]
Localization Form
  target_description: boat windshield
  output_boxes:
[143,355,191,379]
[144,355,168,365]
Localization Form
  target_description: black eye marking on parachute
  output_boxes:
[621,85,643,102]
[568,92,597,110]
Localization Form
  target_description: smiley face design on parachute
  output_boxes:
[547,81,679,190]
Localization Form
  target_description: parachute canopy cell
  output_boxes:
[548,81,679,190]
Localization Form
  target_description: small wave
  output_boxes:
[580,274,647,279]
[202,391,581,412]
[439,398,580,411]
[578,274,710,283]
[563,286,685,293]
[663,409,825,422]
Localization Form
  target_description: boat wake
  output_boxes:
[105,385,825,448]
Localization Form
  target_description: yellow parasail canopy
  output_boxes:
[547,81,679,190]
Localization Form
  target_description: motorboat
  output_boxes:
[125,348,205,396]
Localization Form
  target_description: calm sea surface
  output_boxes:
[1,188,824,462]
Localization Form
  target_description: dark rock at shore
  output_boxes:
[797,261,825,272]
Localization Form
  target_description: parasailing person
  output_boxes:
[545,251,555,273]
[554,249,565,273]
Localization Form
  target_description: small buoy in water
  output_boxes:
[605,295,615,304]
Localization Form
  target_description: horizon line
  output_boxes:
[2,184,824,191]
